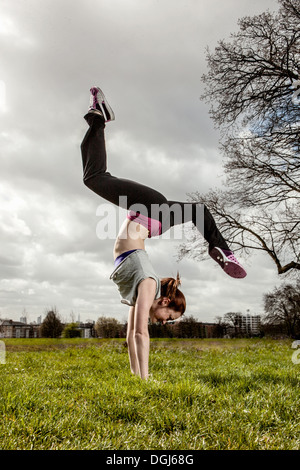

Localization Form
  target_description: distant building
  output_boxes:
[223,313,261,337]
[77,322,96,338]
[204,323,217,338]
[0,318,97,339]
[0,320,41,338]
[238,314,261,335]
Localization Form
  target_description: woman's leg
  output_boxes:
[159,200,246,278]
[81,112,168,212]
[81,93,246,278]
[81,113,228,250]
[161,200,229,252]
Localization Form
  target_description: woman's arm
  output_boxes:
[128,278,156,380]
[126,306,140,376]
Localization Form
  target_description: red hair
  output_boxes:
[160,272,186,315]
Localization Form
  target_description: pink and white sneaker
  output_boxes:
[89,86,115,122]
[209,247,247,279]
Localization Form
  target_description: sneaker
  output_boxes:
[209,247,247,279]
[89,86,115,122]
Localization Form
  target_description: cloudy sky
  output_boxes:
[1,0,282,325]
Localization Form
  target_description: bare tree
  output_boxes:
[202,0,299,133]
[263,281,300,337]
[179,0,300,276]
[223,312,244,337]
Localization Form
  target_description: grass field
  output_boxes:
[0,337,299,450]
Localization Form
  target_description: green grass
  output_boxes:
[0,338,299,450]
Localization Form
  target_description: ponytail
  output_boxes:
[160,272,186,315]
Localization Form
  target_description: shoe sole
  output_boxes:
[210,247,247,279]
[91,86,115,122]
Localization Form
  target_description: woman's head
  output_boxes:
[149,273,186,324]
[160,273,186,315]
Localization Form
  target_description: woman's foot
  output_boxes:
[209,247,247,278]
[89,86,115,122]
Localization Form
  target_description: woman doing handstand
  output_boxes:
[81,86,247,380]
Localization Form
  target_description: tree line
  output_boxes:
[39,312,216,340]
[39,280,300,339]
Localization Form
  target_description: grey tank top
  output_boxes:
[110,250,161,306]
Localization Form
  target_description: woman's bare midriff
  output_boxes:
[113,218,149,259]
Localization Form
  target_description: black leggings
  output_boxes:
[80,113,229,251]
